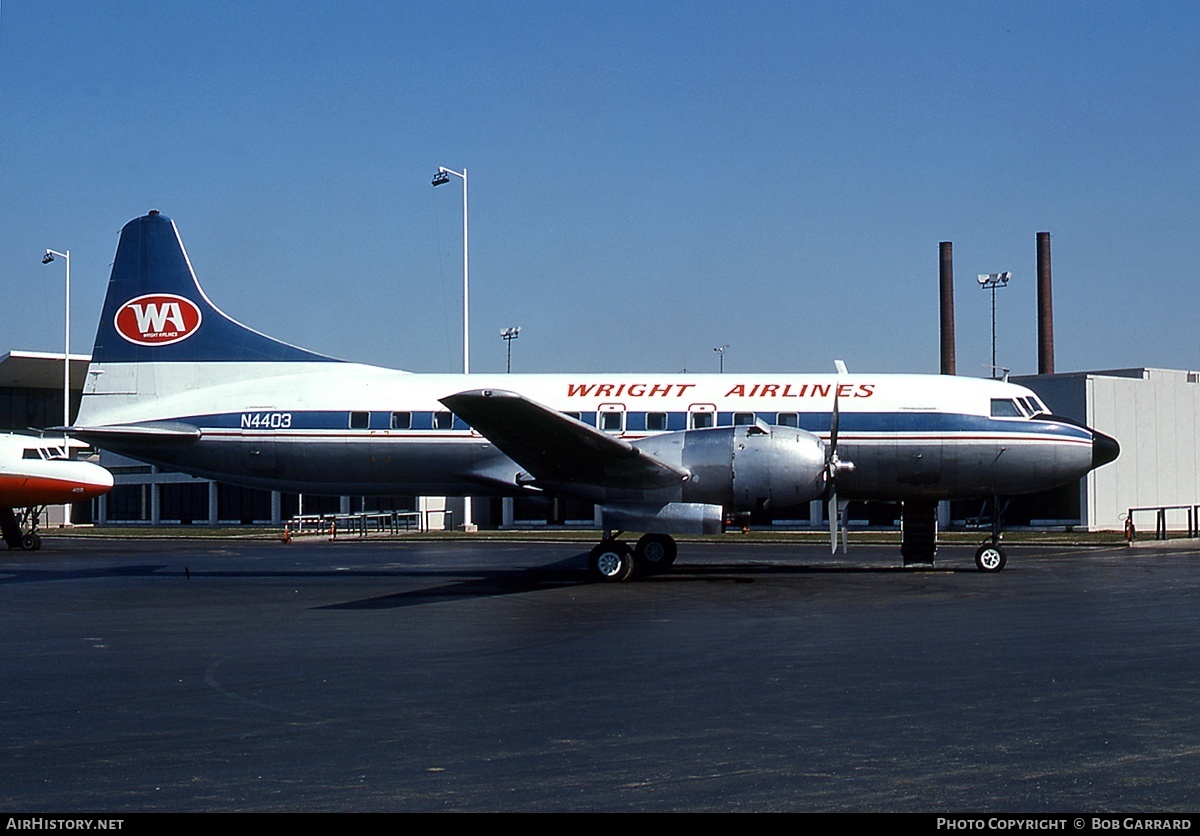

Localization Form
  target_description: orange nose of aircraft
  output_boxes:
[0,460,114,506]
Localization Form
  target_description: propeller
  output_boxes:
[825,391,856,553]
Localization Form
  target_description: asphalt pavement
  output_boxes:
[3,535,1199,812]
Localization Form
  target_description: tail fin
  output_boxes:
[90,211,338,365]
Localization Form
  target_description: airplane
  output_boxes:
[70,211,1119,579]
[0,433,114,550]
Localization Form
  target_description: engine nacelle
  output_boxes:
[632,424,828,512]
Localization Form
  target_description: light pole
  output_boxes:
[714,344,729,373]
[433,166,474,529]
[500,326,521,373]
[42,247,71,526]
[432,166,469,374]
[977,272,1011,379]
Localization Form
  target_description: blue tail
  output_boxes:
[90,211,338,364]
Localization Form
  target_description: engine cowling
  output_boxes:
[632,424,828,512]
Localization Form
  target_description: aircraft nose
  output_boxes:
[1092,430,1120,469]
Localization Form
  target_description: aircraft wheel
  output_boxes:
[21,532,41,551]
[974,543,1007,572]
[589,540,635,583]
[634,533,677,574]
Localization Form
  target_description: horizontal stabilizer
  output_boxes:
[71,421,202,446]
[440,389,687,490]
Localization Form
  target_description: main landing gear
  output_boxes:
[588,532,678,583]
[1,506,45,551]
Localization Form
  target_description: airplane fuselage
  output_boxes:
[77,362,1104,505]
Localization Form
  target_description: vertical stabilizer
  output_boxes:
[90,211,339,365]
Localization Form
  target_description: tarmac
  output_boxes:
[3,534,1200,812]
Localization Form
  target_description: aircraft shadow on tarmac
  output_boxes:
[0,564,170,585]
[0,550,967,606]
[317,551,967,610]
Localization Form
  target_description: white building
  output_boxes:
[1017,368,1200,532]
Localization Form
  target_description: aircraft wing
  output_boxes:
[440,389,687,490]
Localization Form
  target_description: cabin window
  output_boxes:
[776,413,799,427]
[990,399,1022,418]
[390,411,411,430]
[563,411,581,421]
[600,411,624,433]
[22,449,40,460]
[734,412,756,426]
[434,411,454,430]
[646,412,667,431]
[349,411,370,429]
[691,412,714,429]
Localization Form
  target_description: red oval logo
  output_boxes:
[114,294,203,346]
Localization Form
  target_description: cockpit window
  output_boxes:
[22,447,67,460]
[990,398,1023,418]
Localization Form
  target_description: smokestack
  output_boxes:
[1036,232,1054,374]
[939,241,955,375]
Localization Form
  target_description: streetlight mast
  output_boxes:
[42,247,71,525]
[433,166,473,530]
[977,272,1011,379]
[713,344,729,373]
[500,327,521,373]
[432,166,469,373]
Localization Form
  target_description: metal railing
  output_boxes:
[285,510,424,539]
[1125,505,1200,542]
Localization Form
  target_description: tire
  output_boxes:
[975,543,1007,572]
[634,534,677,574]
[20,532,40,551]
[589,540,635,583]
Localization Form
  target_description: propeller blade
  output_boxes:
[825,389,854,554]
[828,491,838,553]
[829,393,840,455]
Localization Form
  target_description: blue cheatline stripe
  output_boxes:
[173,409,1094,441]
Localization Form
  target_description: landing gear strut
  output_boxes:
[1,506,45,551]
[974,496,1009,573]
[588,531,678,582]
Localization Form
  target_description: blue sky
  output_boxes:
[2,1,1197,376]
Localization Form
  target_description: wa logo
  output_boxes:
[114,294,203,346]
